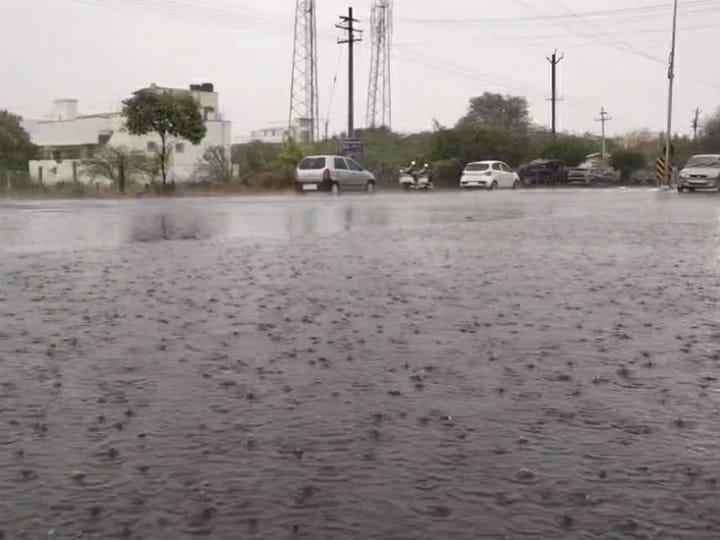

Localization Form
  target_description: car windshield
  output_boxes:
[465,163,490,171]
[685,156,720,168]
[298,157,326,170]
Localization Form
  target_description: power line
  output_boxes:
[514,0,720,92]
[398,1,716,25]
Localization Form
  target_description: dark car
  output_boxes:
[517,159,567,185]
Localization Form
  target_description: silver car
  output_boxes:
[678,154,720,192]
[295,155,377,194]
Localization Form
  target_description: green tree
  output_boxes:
[457,92,530,133]
[81,145,150,193]
[122,90,206,185]
[273,138,305,186]
[199,146,232,183]
[0,110,36,170]
[698,109,720,154]
[539,134,595,167]
[610,149,646,182]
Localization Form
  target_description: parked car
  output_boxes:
[518,159,566,185]
[459,161,521,190]
[677,154,720,192]
[566,166,617,185]
[295,155,377,194]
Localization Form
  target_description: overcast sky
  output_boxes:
[2,0,719,140]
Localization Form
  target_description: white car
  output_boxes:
[460,161,521,190]
[678,154,720,192]
[295,155,377,194]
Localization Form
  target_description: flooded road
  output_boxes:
[2,189,720,539]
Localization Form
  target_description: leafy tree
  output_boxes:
[539,134,595,167]
[431,125,529,167]
[275,138,304,172]
[457,92,530,133]
[199,146,232,183]
[81,145,150,193]
[610,149,646,181]
[697,109,720,154]
[0,110,36,170]
[122,90,206,185]
[233,141,281,177]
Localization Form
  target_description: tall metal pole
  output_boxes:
[337,7,362,139]
[546,50,563,136]
[663,0,678,187]
[348,7,355,138]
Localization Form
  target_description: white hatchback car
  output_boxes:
[295,155,377,194]
[460,161,521,190]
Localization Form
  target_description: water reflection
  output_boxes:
[129,213,216,243]
[0,194,527,253]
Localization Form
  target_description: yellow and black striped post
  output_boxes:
[656,157,668,186]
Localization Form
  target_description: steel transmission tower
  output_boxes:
[289,0,319,143]
[366,0,392,129]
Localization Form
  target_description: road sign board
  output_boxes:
[340,139,364,164]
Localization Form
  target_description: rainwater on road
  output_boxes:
[1,189,720,539]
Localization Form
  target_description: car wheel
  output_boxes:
[366,181,376,194]
[512,180,520,190]
[489,181,498,191]
[678,185,685,193]
[330,182,340,195]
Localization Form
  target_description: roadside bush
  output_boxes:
[432,159,464,188]
[610,149,646,182]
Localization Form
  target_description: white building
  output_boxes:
[248,118,315,144]
[27,83,232,185]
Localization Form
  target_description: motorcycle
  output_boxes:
[398,161,434,191]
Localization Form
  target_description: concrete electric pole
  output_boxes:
[663,0,678,188]
[546,50,564,135]
[596,107,612,159]
[337,7,363,139]
[692,107,701,140]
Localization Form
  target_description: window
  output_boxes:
[334,158,348,170]
[492,163,502,171]
[465,163,489,172]
[346,159,362,171]
[298,157,326,170]
[147,141,157,152]
[175,143,185,154]
[500,163,511,172]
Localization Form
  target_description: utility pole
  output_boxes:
[546,50,564,135]
[337,7,362,139]
[692,107,701,140]
[596,107,612,159]
[664,0,679,188]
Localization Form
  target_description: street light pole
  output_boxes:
[663,0,678,188]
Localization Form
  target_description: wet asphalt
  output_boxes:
[1,188,720,539]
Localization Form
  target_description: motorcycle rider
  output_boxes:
[400,160,417,178]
